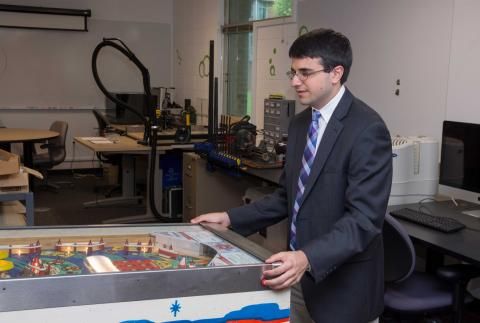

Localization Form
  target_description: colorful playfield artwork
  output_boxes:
[0,229,262,279]
[0,242,208,279]
[0,236,212,279]
[154,231,260,266]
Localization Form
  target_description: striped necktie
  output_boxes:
[290,109,322,250]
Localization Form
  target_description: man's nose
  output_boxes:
[291,75,302,86]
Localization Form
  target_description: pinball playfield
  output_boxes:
[0,226,261,279]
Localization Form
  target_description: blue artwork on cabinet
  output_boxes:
[120,303,290,323]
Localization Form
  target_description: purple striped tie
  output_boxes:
[290,109,322,250]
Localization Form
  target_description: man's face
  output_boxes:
[290,57,343,109]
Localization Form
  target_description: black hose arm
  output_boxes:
[91,38,154,145]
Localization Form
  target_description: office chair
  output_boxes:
[32,121,69,192]
[92,109,111,136]
[91,109,121,197]
[383,214,480,323]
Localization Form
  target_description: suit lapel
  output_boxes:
[296,89,353,212]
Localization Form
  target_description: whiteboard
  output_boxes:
[0,19,171,109]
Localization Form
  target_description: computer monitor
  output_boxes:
[439,120,480,217]
[105,92,158,125]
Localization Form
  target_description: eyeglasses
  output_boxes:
[286,69,328,81]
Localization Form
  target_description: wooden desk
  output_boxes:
[74,136,196,223]
[74,136,150,154]
[388,200,480,268]
[74,136,150,209]
[0,128,59,189]
[75,135,199,154]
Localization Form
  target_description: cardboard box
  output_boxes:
[0,171,29,193]
[0,212,26,226]
[0,201,27,226]
[0,200,26,214]
[102,164,119,186]
[0,149,20,176]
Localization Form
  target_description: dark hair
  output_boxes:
[289,28,352,84]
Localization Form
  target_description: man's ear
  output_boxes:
[330,65,344,84]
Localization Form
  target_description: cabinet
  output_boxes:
[0,224,289,322]
[182,153,255,222]
[182,153,288,253]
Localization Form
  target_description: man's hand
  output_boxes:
[261,250,310,290]
[190,212,231,228]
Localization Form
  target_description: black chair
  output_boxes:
[32,121,69,191]
[92,109,121,197]
[383,213,480,323]
[92,109,111,136]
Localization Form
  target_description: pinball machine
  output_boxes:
[0,223,289,322]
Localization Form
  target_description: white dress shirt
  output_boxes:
[312,85,345,153]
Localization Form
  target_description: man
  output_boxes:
[192,28,392,323]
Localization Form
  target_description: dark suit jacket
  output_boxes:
[228,88,392,323]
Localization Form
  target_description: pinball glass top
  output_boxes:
[0,225,262,280]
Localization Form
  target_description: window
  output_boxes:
[224,31,253,117]
[223,0,292,116]
[227,0,292,23]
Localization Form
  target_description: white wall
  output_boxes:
[445,0,480,124]
[297,0,454,141]
[0,19,171,108]
[0,0,172,108]
[294,0,480,153]
[173,0,223,125]
[0,0,173,167]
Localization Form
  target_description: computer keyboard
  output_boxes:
[389,208,466,233]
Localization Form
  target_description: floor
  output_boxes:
[33,171,151,225]
[381,301,480,323]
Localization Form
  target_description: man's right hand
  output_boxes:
[190,212,231,228]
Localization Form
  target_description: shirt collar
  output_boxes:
[311,85,345,124]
